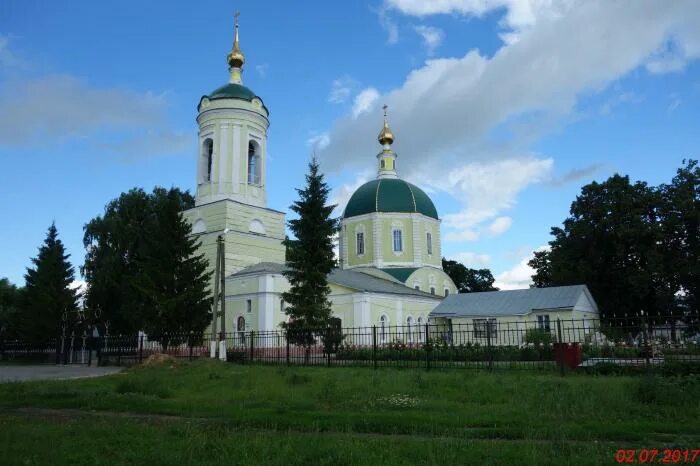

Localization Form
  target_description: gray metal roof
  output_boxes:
[229,262,439,299]
[430,285,597,317]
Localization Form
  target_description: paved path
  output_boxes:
[0,365,123,382]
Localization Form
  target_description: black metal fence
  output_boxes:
[2,315,698,371]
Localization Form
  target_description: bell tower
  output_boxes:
[184,13,286,279]
[194,12,270,208]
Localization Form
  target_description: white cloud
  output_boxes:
[0,74,168,146]
[487,216,512,236]
[377,7,400,44]
[330,169,373,216]
[352,87,380,119]
[495,245,548,290]
[307,132,330,152]
[328,76,357,104]
[432,157,553,242]
[319,1,700,247]
[0,35,23,69]
[255,63,269,78]
[414,25,444,55]
[667,93,682,113]
[451,251,491,267]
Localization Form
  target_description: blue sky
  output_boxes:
[1,0,698,289]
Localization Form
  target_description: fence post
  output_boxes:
[556,318,565,376]
[138,334,144,364]
[486,321,493,372]
[425,323,430,371]
[286,331,290,365]
[249,331,255,363]
[326,326,331,367]
[372,325,377,370]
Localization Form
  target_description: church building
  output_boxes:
[183,18,456,340]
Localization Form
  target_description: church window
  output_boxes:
[430,286,435,295]
[392,229,403,252]
[356,232,364,255]
[248,140,261,185]
[537,315,550,331]
[380,314,388,342]
[406,316,413,342]
[380,159,385,169]
[473,318,497,339]
[202,138,214,183]
[444,288,450,297]
[280,299,285,311]
[414,285,420,291]
[237,316,246,344]
[246,299,252,313]
[426,232,432,255]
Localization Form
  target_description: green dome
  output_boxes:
[344,178,438,220]
[209,83,257,100]
[199,83,268,113]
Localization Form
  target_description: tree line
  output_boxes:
[0,188,211,343]
[529,159,699,323]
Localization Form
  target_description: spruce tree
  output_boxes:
[282,159,338,356]
[22,223,79,342]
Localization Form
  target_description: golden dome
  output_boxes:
[377,104,394,145]
[227,12,245,69]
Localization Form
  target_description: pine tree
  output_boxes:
[282,159,338,357]
[21,223,79,342]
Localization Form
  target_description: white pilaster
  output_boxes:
[232,124,241,193]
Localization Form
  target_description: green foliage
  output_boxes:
[20,223,80,342]
[82,187,211,339]
[528,169,687,322]
[525,328,553,348]
[0,278,22,338]
[441,258,498,293]
[282,159,338,350]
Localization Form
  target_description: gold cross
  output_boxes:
[383,104,388,117]
[234,10,240,26]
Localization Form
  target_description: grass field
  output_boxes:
[0,361,698,465]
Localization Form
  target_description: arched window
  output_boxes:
[406,316,413,342]
[202,138,213,183]
[248,140,261,185]
[380,159,385,169]
[392,229,403,252]
[444,288,450,297]
[426,232,432,255]
[380,315,388,343]
[417,316,424,342]
[237,316,245,344]
[356,232,364,255]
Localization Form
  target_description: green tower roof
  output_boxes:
[209,83,257,100]
[199,83,268,113]
[343,178,438,219]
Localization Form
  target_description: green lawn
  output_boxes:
[1,361,698,465]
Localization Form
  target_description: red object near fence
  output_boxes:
[554,342,582,369]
